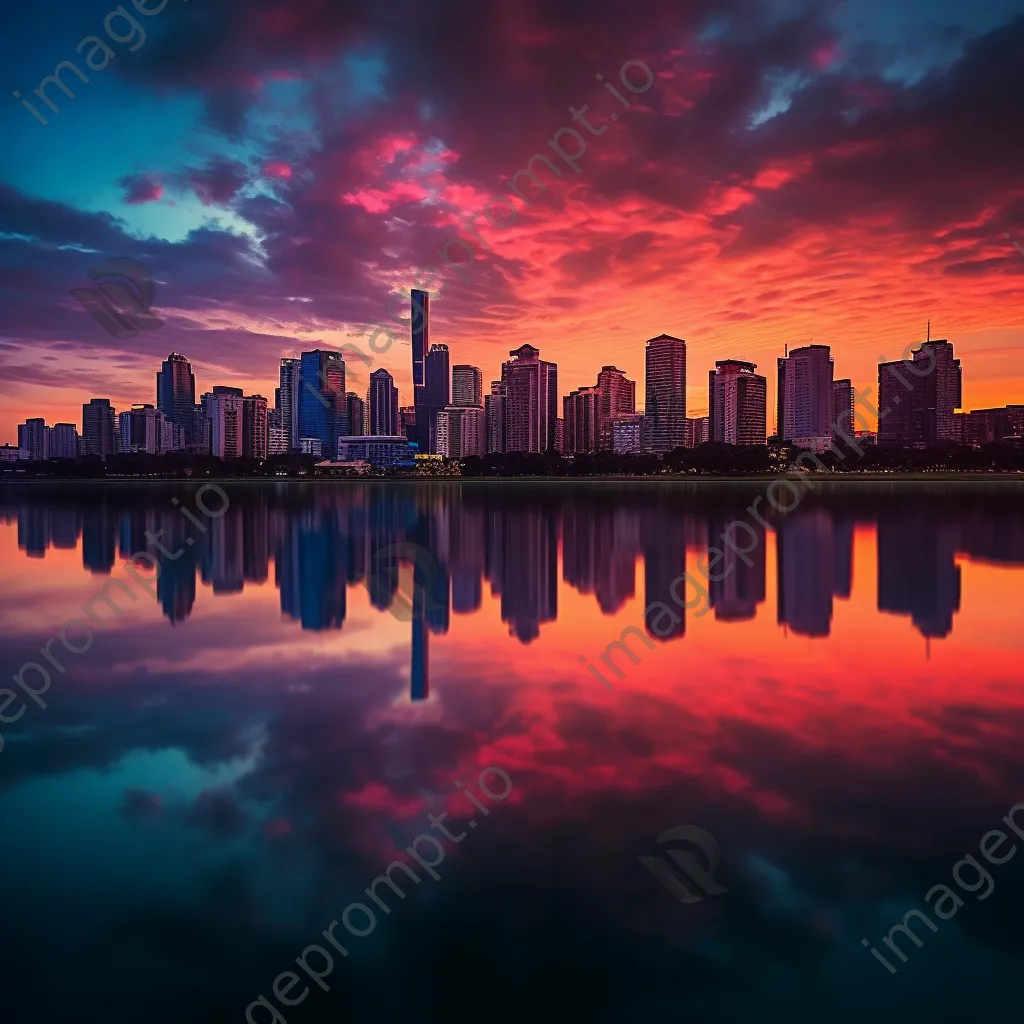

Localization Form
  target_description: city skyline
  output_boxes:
[2,4,1023,442]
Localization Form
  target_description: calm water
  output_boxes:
[1,481,1023,1024]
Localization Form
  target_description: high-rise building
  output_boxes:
[708,360,767,445]
[299,350,346,453]
[156,353,197,442]
[242,394,268,459]
[424,343,451,454]
[777,344,834,450]
[399,405,418,441]
[595,366,636,450]
[452,364,483,407]
[202,387,244,459]
[279,357,301,450]
[501,344,558,453]
[645,335,687,453]
[49,423,78,459]
[268,426,289,455]
[82,399,116,458]
[563,386,601,455]
[485,381,506,454]
[877,337,963,447]
[118,404,170,454]
[367,368,399,436]
[18,418,49,460]
[411,290,429,446]
[436,406,485,459]
[345,392,366,437]
[832,378,855,438]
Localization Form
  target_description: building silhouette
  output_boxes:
[777,344,833,450]
[156,353,197,443]
[367,369,400,436]
[82,399,117,458]
[501,344,558,453]
[645,335,687,453]
[709,360,767,445]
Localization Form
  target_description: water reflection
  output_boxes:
[2,482,1024,1024]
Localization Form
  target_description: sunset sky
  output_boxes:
[1,0,1022,441]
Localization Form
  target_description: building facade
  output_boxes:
[708,360,767,445]
[501,344,558,453]
[485,381,506,454]
[877,339,963,446]
[367,369,400,436]
[298,350,346,454]
[423,343,451,454]
[242,394,268,459]
[452,364,483,407]
[645,335,687,453]
[436,406,485,459]
[278,357,301,450]
[82,399,117,458]
[156,353,197,443]
[563,386,601,455]
[50,423,78,459]
[778,344,834,450]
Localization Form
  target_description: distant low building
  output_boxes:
[336,435,414,468]
[0,443,20,463]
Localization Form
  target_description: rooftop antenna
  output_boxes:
[927,320,931,343]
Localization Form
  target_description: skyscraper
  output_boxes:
[345,392,365,437]
[242,395,269,459]
[156,353,196,442]
[485,381,506,454]
[708,360,767,445]
[368,368,400,435]
[645,335,687,453]
[82,399,116,458]
[49,423,78,459]
[595,365,636,450]
[877,338,962,446]
[777,344,834,450]
[436,406,485,458]
[279,357,300,450]
[832,378,855,438]
[202,387,244,459]
[452,364,483,407]
[412,289,428,446]
[563,386,601,455]
[18,418,49,460]
[299,350,345,452]
[424,343,451,454]
[501,344,558,453]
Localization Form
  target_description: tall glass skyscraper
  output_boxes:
[645,335,687,454]
[424,343,450,454]
[411,289,428,447]
[298,350,346,454]
[279,357,300,450]
[156,352,196,441]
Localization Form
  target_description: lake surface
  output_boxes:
[1,481,1023,1024]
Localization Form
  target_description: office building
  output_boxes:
[411,289,428,446]
[337,435,415,469]
[436,406,485,459]
[279,357,301,449]
[82,399,117,458]
[18,418,49,460]
[612,414,645,454]
[645,335,687,453]
[563,386,601,455]
[242,394,268,459]
[452,365,483,407]
[708,360,767,445]
[833,378,855,436]
[485,381,506,454]
[268,426,289,455]
[877,337,963,447]
[501,344,558,453]
[202,387,244,459]
[345,393,365,437]
[423,343,451,454]
[118,404,171,454]
[367,368,400,436]
[49,423,78,459]
[686,416,710,446]
[156,353,197,442]
[778,344,834,451]
[298,349,346,453]
[595,366,636,449]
